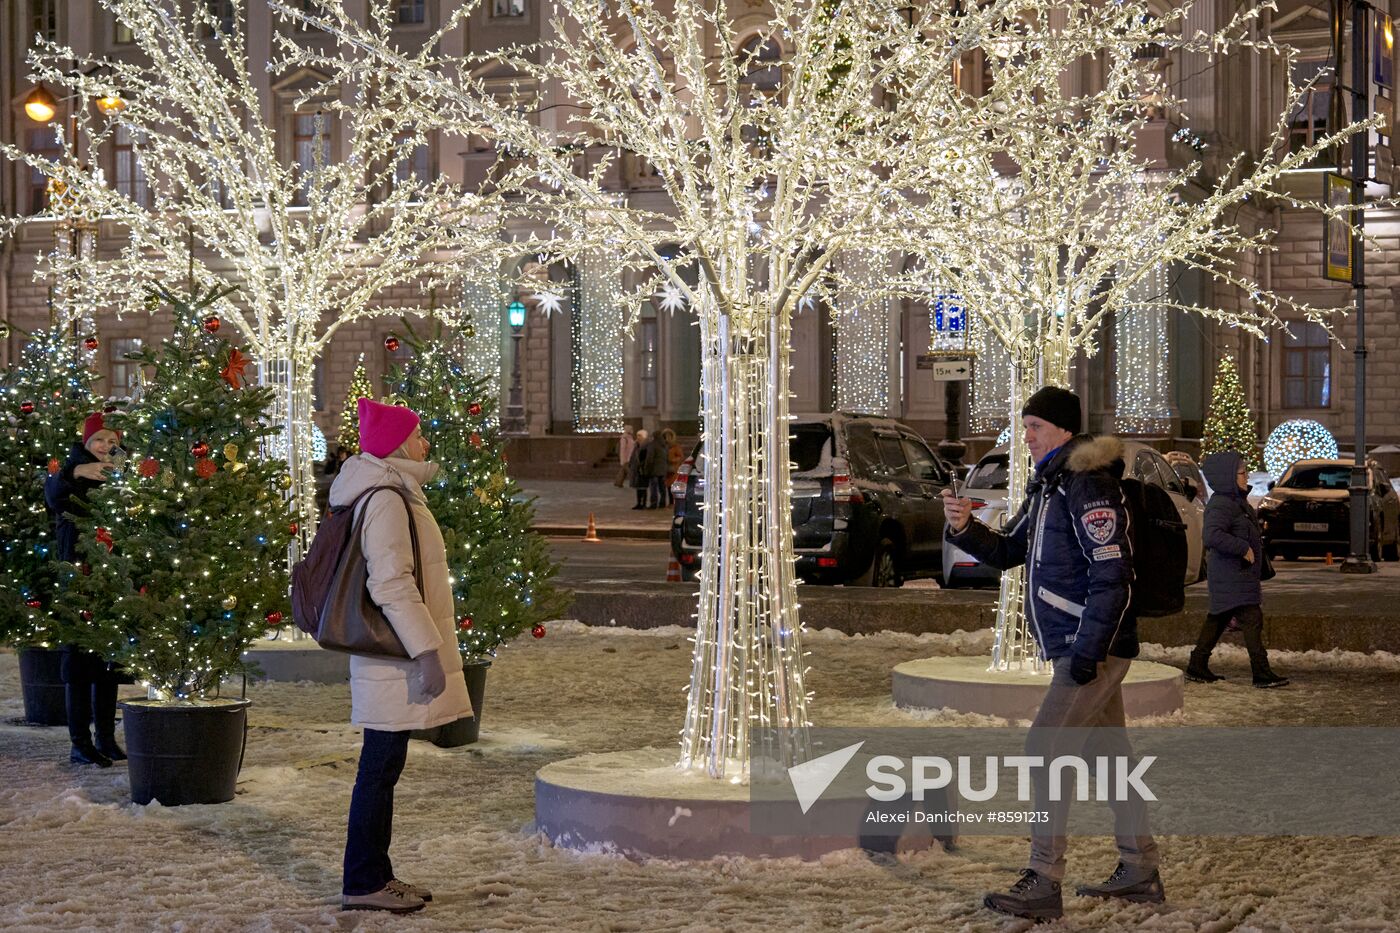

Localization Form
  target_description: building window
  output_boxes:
[397,0,425,24]
[115,19,133,44]
[113,124,150,207]
[32,0,57,42]
[292,111,332,205]
[737,35,782,99]
[202,0,234,39]
[1287,58,1334,155]
[26,127,61,215]
[492,0,526,18]
[109,337,144,397]
[392,132,430,192]
[639,311,659,409]
[1282,321,1331,408]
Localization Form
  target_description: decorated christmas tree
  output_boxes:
[0,324,99,647]
[61,287,295,699]
[1201,355,1261,471]
[336,356,373,456]
[384,321,568,661]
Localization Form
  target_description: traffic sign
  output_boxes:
[932,359,972,381]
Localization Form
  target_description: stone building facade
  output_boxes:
[2,0,1398,462]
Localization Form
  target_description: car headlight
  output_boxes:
[1258,494,1284,510]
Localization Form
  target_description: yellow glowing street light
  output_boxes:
[23,85,58,123]
[95,91,126,114]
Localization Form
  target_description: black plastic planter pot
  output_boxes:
[18,648,68,726]
[120,698,250,806]
[411,661,490,748]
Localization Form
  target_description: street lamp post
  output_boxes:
[503,298,527,436]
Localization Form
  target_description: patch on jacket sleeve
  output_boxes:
[1091,544,1122,562]
[1081,507,1118,545]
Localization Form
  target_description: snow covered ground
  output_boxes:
[3,624,1399,932]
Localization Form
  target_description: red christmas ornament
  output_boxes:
[384,334,401,352]
[191,441,211,459]
[265,610,283,626]
[202,315,221,333]
[458,616,473,631]
[19,400,35,415]
[83,335,99,351]
[25,598,41,609]
[80,562,92,576]
[138,585,148,594]
[468,402,483,417]
[138,457,161,478]
[195,458,218,479]
[80,609,94,621]
[470,432,483,448]
[47,458,61,475]
[289,521,300,535]
[532,624,547,639]
[95,528,114,552]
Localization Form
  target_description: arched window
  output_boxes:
[737,35,783,97]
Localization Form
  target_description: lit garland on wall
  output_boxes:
[1114,261,1173,435]
[461,259,508,408]
[969,307,1013,435]
[573,249,626,434]
[1265,419,1338,475]
[833,249,893,414]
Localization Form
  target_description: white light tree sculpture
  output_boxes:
[2,0,508,552]
[896,0,1377,669]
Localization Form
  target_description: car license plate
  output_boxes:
[1295,522,1329,532]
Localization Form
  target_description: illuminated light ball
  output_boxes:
[470,432,483,448]
[191,441,211,459]
[531,624,546,639]
[47,458,61,475]
[202,315,221,333]
[20,400,35,415]
[83,335,99,351]
[458,616,473,631]
[222,595,238,610]
[469,402,483,417]
[265,610,283,626]
[138,457,161,478]
[384,334,401,352]
[80,609,93,621]
[25,598,41,609]
[996,424,1013,447]
[195,458,218,479]
[1264,419,1339,475]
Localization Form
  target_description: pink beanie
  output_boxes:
[358,397,420,458]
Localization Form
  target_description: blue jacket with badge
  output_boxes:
[946,435,1137,662]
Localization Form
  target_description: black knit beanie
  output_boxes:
[1021,386,1082,435]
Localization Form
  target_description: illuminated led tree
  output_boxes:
[335,356,373,456]
[279,0,1081,779]
[1201,355,1261,470]
[897,1,1376,670]
[1,0,508,557]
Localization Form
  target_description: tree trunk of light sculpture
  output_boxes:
[681,297,809,781]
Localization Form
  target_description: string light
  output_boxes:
[1265,419,1339,475]
[572,251,626,434]
[833,249,893,414]
[1114,262,1173,435]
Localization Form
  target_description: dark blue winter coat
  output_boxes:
[946,435,1137,662]
[44,443,104,563]
[1200,451,1263,614]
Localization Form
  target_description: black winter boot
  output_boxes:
[70,742,113,768]
[983,869,1063,921]
[1075,862,1166,904]
[1184,664,1223,683]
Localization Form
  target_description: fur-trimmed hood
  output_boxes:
[1063,434,1124,474]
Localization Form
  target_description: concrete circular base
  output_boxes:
[535,747,941,860]
[240,639,349,684]
[892,657,1183,721]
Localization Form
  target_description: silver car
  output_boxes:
[941,441,1206,588]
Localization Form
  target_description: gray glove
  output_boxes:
[415,649,447,699]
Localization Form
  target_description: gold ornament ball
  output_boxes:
[222,595,238,610]
[223,443,240,461]
[277,474,293,490]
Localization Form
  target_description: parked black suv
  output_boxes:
[669,412,957,586]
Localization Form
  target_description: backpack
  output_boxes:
[290,485,413,639]
[1119,477,1187,617]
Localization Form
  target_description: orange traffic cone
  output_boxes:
[582,513,602,543]
[1325,551,1334,566]
[666,558,682,582]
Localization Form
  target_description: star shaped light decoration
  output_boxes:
[532,290,566,317]
[220,348,250,389]
[655,283,688,315]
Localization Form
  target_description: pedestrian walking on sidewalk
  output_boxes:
[645,429,670,508]
[45,412,126,768]
[332,398,473,914]
[615,425,637,488]
[662,429,684,506]
[628,429,650,509]
[1187,451,1289,688]
[943,386,1162,922]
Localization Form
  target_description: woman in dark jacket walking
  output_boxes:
[44,412,126,766]
[628,429,651,509]
[1187,450,1288,687]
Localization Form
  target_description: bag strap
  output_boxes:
[349,484,425,599]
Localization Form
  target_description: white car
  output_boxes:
[942,441,1206,588]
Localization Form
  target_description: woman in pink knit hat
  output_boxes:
[328,398,473,914]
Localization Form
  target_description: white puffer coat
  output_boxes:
[328,454,472,731]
